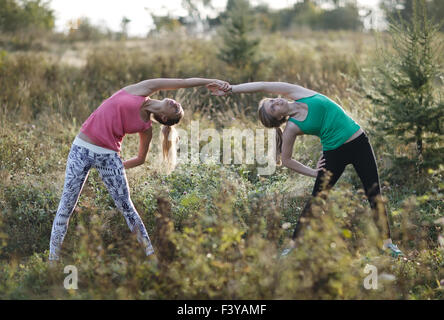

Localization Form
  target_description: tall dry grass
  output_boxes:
[0,31,443,299]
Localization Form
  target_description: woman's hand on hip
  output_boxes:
[314,154,326,174]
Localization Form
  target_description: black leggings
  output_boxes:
[292,132,391,240]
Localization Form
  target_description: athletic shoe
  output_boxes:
[386,243,404,258]
[280,241,296,258]
[280,247,294,257]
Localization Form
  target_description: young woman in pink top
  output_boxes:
[49,78,230,261]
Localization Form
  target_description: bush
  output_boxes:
[1,182,442,299]
[366,0,443,173]
[318,5,363,31]
[0,0,54,33]
[1,183,58,258]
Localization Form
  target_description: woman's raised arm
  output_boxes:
[208,81,317,100]
[124,78,230,96]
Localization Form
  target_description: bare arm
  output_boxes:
[124,78,230,96]
[281,122,325,178]
[208,81,317,100]
[123,128,152,169]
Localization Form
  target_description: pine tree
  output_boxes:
[367,0,443,172]
[217,0,260,79]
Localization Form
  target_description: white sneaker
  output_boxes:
[280,241,296,258]
[280,247,294,257]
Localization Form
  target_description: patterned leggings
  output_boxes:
[49,143,154,260]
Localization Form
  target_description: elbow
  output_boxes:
[138,157,146,165]
[281,157,291,168]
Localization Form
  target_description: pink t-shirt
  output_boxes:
[80,89,152,152]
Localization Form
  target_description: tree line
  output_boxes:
[1,0,443,36]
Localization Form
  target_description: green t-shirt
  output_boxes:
[288,93,361,151]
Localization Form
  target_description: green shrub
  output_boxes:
[1,183,58,258]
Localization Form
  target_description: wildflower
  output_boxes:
[342,229,352,238]
[282,222,291,230]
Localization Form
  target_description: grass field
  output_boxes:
[0,30,443,299]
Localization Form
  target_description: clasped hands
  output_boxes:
[206,80,232,96]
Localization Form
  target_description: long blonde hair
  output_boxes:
[161,125,178,172]
[258,98,287,165]
[142,98,182,172]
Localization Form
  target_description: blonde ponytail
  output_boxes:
[161,125,178,172]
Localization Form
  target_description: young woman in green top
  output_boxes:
[207,81,403,257]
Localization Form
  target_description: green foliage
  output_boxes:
[149,14,184,34]
[381,0,444,31]
[0,167,442,299]
[366,0,443,173]
[291,1,323,29]
[319,4,363,31]
[217,0,261,81]
[210,0,363,32]
[0,0,54,32]
[66,17,112,42]
[0,0,54,50]
[1,183,59,258]
[0,52,91,120]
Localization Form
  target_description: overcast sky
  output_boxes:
[50,0,383,36]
